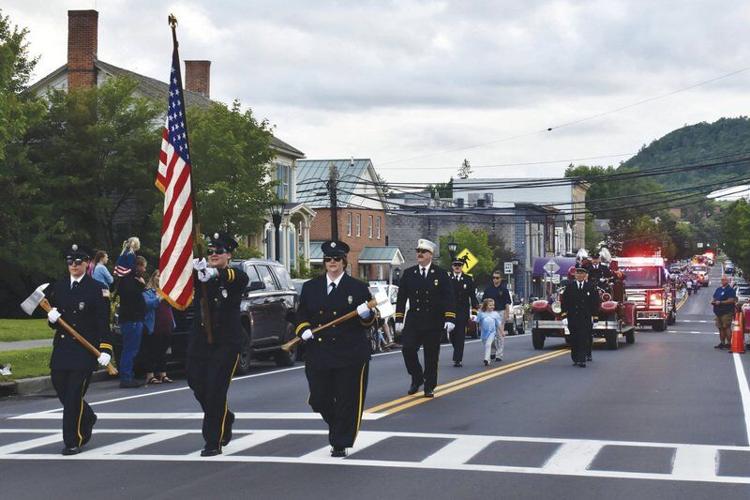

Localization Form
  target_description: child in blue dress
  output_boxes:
[475,298,504,366]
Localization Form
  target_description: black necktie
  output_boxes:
[72,281,79,290]
[421,268,426,279]
[578,282,583,290]
[329,282,336,295]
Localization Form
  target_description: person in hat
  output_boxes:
[189,232,249,457]
[295,240,375,458]
[560,265,600,367]
[449,255,478,367]
[394,239,456,397]
[588,252,613,293]
[46,244,114,455]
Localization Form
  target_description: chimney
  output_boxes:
[67,10,98,90]
[185,60,211,98]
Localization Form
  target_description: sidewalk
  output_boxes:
[0,339,53,352]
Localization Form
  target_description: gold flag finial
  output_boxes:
[168,14,177,29]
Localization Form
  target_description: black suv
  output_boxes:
[114,259,300,375]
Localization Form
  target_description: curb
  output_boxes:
[0,369,115,397]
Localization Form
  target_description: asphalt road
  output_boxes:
[2,264,750,499]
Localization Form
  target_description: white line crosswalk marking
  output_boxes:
[1,428,749,484]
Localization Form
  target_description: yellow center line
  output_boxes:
[366,348,570,415]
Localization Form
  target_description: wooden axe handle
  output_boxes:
[40,299,119,376]
[281,299,378,352]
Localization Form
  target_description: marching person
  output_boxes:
[588,252,613,292]
[449,255,478,367]
[394,239,456,398]
[296,240,375,458]
[482,271,512,362]
[188,232,249,457]
[561,265,600,368]
[46,244,113,455]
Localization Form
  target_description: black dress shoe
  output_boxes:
[61,446,81,456]
[331,447,347,457]
[407,381,423,395]
[200,448,222,457]
[586,355,592,361]
[453,361,462,367]
[424,389,434,398]
[578,362,586,368]
[119,379,142,388]
[221,413,235,446]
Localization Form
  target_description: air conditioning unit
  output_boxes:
[476,198,486,208]
[484,193,494,207]
[455,198,464,208]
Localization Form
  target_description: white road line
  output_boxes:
[13,412,386,421]
[671,446,717,481]
[732,353,750,446]
[0,432,61,454]
[94,430,188,455]
[421,435,494,466]
[222,430,287,456]
[542,440,602,473]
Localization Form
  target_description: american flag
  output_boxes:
[155,42,194,310]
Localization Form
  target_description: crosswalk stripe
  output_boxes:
[223,431,288,455]
[542,440,602,473]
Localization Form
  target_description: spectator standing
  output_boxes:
[711,275,737,350]
[482,272,512,361]
[118,255,147,387]
[92,251,114,289]
[141,270,174,384]
[475,298,503,366]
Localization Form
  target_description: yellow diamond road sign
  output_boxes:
[456,248,478,273]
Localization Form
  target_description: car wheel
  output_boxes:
[605,329,618,350]
[273,346,296,367]
[237,331,252,374]
[652,320,667,332]
[532,330,545,350]
[506,322,515,336]
[625,330,635,344]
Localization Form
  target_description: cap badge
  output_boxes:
[213,233,219,239]
[331,242,336,248]
[72,244,78,251]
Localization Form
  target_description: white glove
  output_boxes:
[301,329,313,341]
[48,307,61,324]
[395,322,404,334]
[561,318,568,326]
[444,321,455,333]
[193,258,207,271]
[470,314,477,322]
[357,302,372,319]
[97,352,111,367]
[197,266,218,282]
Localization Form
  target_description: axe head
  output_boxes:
[20,283,49,316]
[373,286,395,319]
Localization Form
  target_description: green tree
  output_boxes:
[438,226,495,284]
[457,158,472,179]
[187,100,276,236]
[720,200,750,272]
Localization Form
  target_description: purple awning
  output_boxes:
[532,257,577,277]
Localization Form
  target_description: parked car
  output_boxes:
[736,284,750,305]
[113,259,299,375]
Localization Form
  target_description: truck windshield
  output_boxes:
[620,266,662,288]
[691,265,707,274]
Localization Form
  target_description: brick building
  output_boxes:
[297,159,398,279]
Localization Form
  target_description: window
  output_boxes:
[368,215,373,239]
[355,214,361,237]
[245,264,262,287]
[257,265,279,291]
[346,212,352,236]
[276,163,291,200]
[376,216,381,239]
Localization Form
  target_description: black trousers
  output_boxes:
[187,342,239,449]
[451,317,468,363]
[306,361,369,448]
[142,333,170,373]
[50,369,95,448]
[402,327,441,391]
[569,322,592,363]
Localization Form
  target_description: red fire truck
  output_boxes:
[613,256,676,331]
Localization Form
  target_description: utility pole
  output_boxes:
[327,162,339,240]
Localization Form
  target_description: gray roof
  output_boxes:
[28,59,304,159]
[357,247,405,265]
[296,158,384,208]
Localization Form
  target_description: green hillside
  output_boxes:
[620,117,750,186]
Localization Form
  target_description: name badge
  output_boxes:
[434,279,439,286]
[348,295,353,304]
[78,301,86,311]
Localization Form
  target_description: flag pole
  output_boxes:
[168,14,214,344]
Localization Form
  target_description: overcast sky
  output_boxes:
[5,0,750,185]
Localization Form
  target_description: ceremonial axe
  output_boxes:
[21,283,118,376]
[281,289,393,353]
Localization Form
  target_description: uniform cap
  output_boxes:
[575,265,589,273]
[416,239,437,253]
[322,240,349,257]
[64,243,91,260]
[208,232,239,253]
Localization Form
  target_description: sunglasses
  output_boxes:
[323,256,343,262]
[66,258,85,266]
[206,248,227,256]
[452,263,463,267]
[492,276,502,280]
[416,249,429,254]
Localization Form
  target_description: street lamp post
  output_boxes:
[270,200,285,263]
[448,240,458,262]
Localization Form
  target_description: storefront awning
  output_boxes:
[357,246,405,266]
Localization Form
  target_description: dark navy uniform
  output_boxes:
[449,269,478,365]
[588,263,613,291]
[187,233,249,455]
[296,241,374,453]
[561,274,601,366]
[47,245,113,452]
[395,262,456,394]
